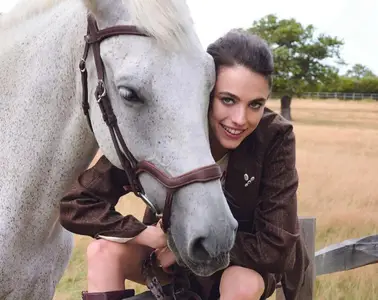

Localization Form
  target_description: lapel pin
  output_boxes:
[244,174,255,187]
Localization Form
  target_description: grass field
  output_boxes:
[53,99,378,300]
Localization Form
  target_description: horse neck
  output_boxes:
[0,0,97,183]
[1,0,90,125]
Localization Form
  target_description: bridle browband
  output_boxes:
[79,13,222,232]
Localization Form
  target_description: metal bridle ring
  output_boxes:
[79,59,86,73]
[136,192,162,218]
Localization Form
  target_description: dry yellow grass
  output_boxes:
[53,99,378,300]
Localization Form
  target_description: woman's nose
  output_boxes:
[231,107,246,126]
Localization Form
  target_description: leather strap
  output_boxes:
[80,13,148,195]
[136,162,221,231]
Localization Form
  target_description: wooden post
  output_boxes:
[276,217,316,300]
[298,217,316,299]
[280,95,292,121]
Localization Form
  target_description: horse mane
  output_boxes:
[1,0,200,51]
[126,0,199,51]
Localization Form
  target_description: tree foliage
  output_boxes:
[319,76,378,94]
[345,64,376,79]
[248,14,344,97]
[316,64,378,93]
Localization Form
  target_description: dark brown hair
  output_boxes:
[207,29,274,89]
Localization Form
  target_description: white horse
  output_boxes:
[0,0,238,299]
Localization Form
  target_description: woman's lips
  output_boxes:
[220,124,246,140]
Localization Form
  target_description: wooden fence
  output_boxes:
[275,217,378,300]
[301,92,378,101]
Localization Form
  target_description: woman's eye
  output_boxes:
[119,87,141,103]
[249,102,263,109]
[221,97,234,105]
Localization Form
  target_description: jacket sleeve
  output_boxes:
[230,126,300,274]
[59,155,147,242]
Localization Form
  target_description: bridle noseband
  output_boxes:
[80,14,222,232]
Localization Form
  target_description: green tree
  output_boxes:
[319,76,378,95]
[345,64,376,79]
[248,15,344,119]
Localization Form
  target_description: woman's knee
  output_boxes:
[220,266,265,300]
[86,238,152,283]
[87,239,124,266]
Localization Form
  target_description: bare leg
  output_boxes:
[219,266,265,300]
[86,239,152,292]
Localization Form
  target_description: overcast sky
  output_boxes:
[1,0,377,74]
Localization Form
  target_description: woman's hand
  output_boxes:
[155,246,177,272]
[154,220,176,270]
[131,225,167,249]
[131,221,176,271]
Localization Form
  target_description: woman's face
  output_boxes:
[209,64,270,151]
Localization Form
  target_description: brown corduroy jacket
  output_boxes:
[59,107,309,299]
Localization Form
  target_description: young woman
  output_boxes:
[60,29,309,300]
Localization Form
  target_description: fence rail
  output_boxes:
[301,92,378,100]
[276,217,378,300]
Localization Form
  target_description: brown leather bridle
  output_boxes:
[79,13,222,232]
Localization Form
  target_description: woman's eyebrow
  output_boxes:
[250,97,267,102]
[218,91,240,100]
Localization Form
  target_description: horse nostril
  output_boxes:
[190,237,211,261]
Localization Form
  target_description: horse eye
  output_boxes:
[119,87,140,102]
